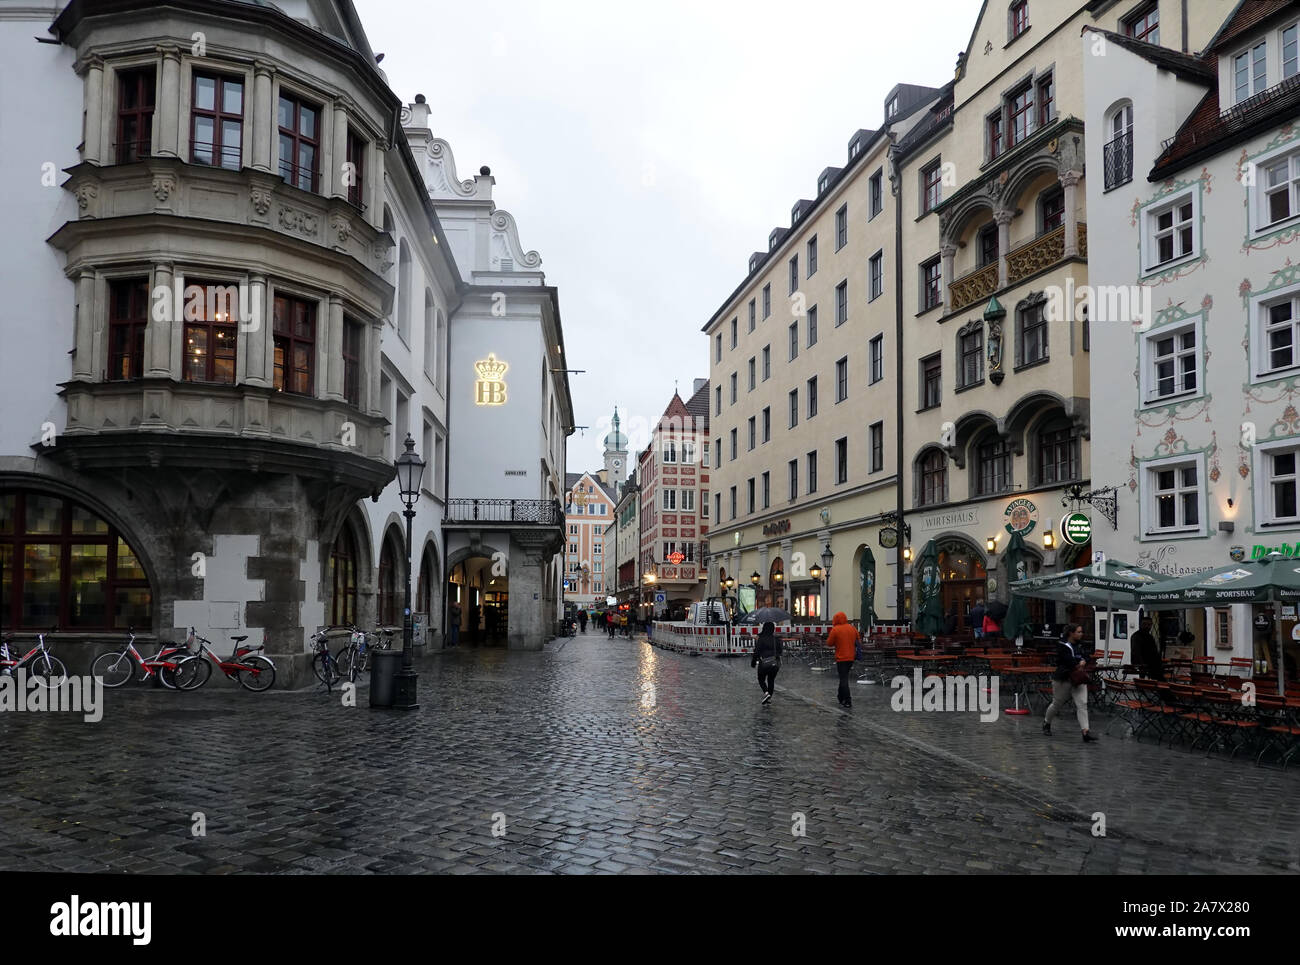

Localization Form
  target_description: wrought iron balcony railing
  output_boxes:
[445,498,563,525]
[1103,130,1133,191]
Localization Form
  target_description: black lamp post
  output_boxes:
[822,546,834,623]
[394,433,425,710]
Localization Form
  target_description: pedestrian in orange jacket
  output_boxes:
[826,612,860,708]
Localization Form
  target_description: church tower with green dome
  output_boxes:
[603,408,629,491]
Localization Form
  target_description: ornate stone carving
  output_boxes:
[331,212,352,245]
[278,206,318,236]
[490,211,542,268]
[152,174,176,203]
[75,182,98,212]
[250,185,272,216]
[950,263,998,312]
[1006,225,1064,284]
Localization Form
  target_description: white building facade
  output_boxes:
[1084,2,1300,671]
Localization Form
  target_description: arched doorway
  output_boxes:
[935,537,988,628]
[417,542,439,646]
[0,489,153,630]
[764,557,784,609]
[377,527,404,627]
[448,548,509,647]
[329,525,358,627]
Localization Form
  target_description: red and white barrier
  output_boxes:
[650,622,836,657]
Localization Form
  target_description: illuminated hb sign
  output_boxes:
[474,354,508,405]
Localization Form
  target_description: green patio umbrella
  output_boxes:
[1001,531,1033,643]
[1136,552,1300,693]
[914,539,944,639]
[859,547,877,630]
[1009,557,1170,610]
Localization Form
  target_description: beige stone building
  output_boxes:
[703,0,1226,629]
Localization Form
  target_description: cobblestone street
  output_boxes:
[0,635,1294,874]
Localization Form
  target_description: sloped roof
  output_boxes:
[683,379,710,429]
[1084,28,1216,83]
[1204,0,1296,54]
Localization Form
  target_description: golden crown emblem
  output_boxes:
[475,354,508,381]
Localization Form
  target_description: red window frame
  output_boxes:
[346,129,366,208]
[108,278,149,381]
[190,73,244,170]
[116,68,155,163]
[343,318,363,405]
[1010,0,1029,38]
[922,162,943,213]
[277,93,320,193]
[1037,74,1055,127]
[1124,3,1159,43]
[273,294,316,396]
[1042,189,1065,233]
[988,112,1003,159]
[1009,86,1034,146]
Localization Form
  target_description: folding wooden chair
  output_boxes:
[1255,695,1300,769]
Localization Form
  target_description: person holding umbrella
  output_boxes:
[1043,623,1097,742]
[751,621,782,704]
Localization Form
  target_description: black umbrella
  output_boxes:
[737,607,793,624]
[985,599,1008,621]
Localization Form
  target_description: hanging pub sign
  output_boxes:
[474,354,508,405]
[879,527,899,549]
[1060,512,1091,546]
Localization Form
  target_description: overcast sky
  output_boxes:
[358,0,976,474]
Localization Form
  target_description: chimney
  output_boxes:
[693,378,707,394]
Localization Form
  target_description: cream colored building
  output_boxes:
[702,0,1226,630]
[703,90,941,623]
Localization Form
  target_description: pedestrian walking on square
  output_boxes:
[577,609,587,633]
[1044,623,1097,742]
[826,611,860,708]
[606,610,616,638]
[448,602,461,648]
[752,621,782,703]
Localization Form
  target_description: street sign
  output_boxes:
[655,592,665,603]
[1060,512,1091,546]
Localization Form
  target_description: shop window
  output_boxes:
[0,491,151,630]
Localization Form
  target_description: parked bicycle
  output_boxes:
[1,629,68,688]
[90,627,189,689]
[176,628,276,692]
[311,628,342,690]
[335,626,394,682]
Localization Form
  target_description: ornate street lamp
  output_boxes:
[750,571,761,586]
[393,434,425,710]
[820,546,834,621]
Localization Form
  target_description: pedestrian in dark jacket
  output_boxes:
[1043,623,1097,742]
[1129,616,1162,680]
[969,600,986,640]
[577,609,588,633]
[751,621,782,704]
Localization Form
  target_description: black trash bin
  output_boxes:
[369,649,402,708]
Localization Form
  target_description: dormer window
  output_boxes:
[850,138,861,159]
[1234,42,1267,103]
[818,175,830,193]
[886,97,898,119]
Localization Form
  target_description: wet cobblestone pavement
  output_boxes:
[0,634,1295,874]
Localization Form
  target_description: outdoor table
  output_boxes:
[999,664,1056,711]
[897,653,959,675]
